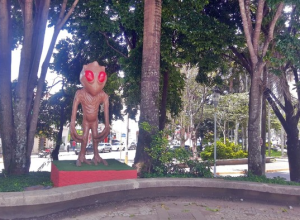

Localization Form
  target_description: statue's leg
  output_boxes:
[91,122,107,166]
[76,124,91,166]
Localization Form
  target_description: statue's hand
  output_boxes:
[94,126,110,142]
[70,122,83,142]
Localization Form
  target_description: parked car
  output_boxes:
[98,143,112,153]
[111,142,125,151]
[75,144,93,155]
[169,145,190,151]
[128,142,137,150]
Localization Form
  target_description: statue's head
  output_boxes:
[79,61,107,96]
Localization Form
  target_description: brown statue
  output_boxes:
[70,61,110,166]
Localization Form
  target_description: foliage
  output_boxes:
[51,0,139,120]
[142,126,212,178]
[203,131,214,144]
[200,139,248,160]
[37,84,76,141]
[197,92,250,146]
[0,172,53,192]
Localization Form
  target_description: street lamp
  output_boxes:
[212,88,220,177]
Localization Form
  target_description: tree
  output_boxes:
[37,80,76,160]
[238,0,284,175]
[134,0,162,174]
[0,0,78,175]
[264,3,300,181]
[216,93,249,144]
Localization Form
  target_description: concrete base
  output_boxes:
[214,157,275,165]
[51,160,137,187]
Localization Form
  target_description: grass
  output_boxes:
[1,171,300,192]
[223,172,300,186]
[266,149,285,157]
[0,171,53,192]
[144,172,300,186]
[1,158,300,192]
[53,159,136,171]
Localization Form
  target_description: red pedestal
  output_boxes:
[51,160,137,187]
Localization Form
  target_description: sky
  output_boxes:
[11,27,69,93]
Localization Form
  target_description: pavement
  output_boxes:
[56,196,300,220]
[216,158,290,181]
[0,155,297,220]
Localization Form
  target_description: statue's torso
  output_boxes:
[77,89,105,122]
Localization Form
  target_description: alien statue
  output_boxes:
[70,61,110,166]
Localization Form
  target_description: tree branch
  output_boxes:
[56,0,78,30]
[99,31,128,58]
[266,87,285,110]
[245,0,253,37]
[229,46,252,74]
[262,2,284,57]
[264,88,287,131]
[239,0,257,64]
[119,23,133,50]
[56,0,67,26]
[253,0,265,54]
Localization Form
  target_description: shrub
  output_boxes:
[200,139,247,160]
[142,123,212,178]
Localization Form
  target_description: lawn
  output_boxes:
[0,171,53,192]
[266,149,285,157]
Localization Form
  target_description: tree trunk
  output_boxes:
[13,0,36,175]
[286,133,300,182]
[52,99,66,160]
[134,0,162,174]
[159,69,169,131]
[223,121,226,144]
[0,0,14,173]
[180,127,187,147]
[261,93,267,175]
[242,125,245,150]
[260,66,268,174]
[248,64,264,175]
[234,119,239,145]
[284,96,300,182]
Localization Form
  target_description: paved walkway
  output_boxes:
[216,158,290,180]
[42,196,300,220]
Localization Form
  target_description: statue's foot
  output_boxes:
[76,154,91,166]
[92,154,108,166]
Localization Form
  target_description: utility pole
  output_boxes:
[125,114,129,164]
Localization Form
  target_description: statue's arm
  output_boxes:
[95,93,110,141]
[70,91,83,142]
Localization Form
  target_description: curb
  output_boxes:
[1,178,300,219]
[217,168,290,175]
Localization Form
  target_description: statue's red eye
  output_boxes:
[98,71,106,82]
[85,70,94,82]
